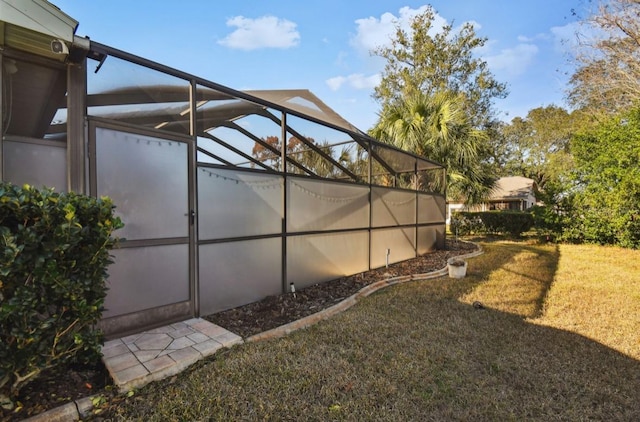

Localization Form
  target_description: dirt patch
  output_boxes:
[1,361,112,421]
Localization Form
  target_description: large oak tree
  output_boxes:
[569,0,640,114]
[372,6,507,129]
[498,106,578,191]
[370,7,506,202]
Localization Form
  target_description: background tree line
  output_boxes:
[368,0,640,248]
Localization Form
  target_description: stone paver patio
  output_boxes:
[101,318,242,392]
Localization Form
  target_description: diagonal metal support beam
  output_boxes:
[197,131,273,172]
[259,109,360,182]
[195,146,236,167]
[219,120,317,177]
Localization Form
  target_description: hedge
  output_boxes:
[0,183,122,402]
[451,211,534,237]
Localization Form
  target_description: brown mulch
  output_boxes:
[1,361,112,422]
[1,239,477,421]
[205,239,478,338]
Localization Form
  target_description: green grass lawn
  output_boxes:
[97,240,640,421]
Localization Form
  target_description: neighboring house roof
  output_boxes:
[489,176,535,201]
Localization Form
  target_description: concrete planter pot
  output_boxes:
[447,258,468,279]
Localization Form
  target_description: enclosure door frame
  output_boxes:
[89,118,198,337]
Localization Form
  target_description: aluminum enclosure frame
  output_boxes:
[1,21,447,337]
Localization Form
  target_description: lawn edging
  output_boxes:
[22,394,99,422]
[246,242,483,343]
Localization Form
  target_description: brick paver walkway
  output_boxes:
[101,318,242,392]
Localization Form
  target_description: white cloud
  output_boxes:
[334,51,349,68]
[350,5,447,54]
[218,15,300,50]
[326,73,381,91]
[455,20,482,34]
[551,20,611,64]
[550,21,582,53]
[326,76,347,91]
[485,43,539,77]
[341,98,358,104]
[517,33,550,43]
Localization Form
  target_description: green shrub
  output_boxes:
[562,204,640,249]
[451,211,533,237]
[568,106,640,249]
[450,212,482,236]
[0,183,122,401]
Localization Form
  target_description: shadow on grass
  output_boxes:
[331,277,640,419]
[102,272,640,421]
[87,238,638,420]
[460,237,560,319]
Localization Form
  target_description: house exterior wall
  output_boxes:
[447,177,538,224]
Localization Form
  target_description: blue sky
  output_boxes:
[52,0,587,131]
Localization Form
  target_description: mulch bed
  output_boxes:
[2,239,477,421]
[1,361,112,421]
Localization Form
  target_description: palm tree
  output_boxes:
[370,90,494,204]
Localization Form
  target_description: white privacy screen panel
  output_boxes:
[199,238,282,315]
[95,127,189,241]
[198,168,283,240]
[103,244,190,317]
[287,231,369,289]
[418,193,446,224]
[371,187,416,227]
[4,140,67,192]
[287,177,370,232]
[370,227,416,268]
[417,226,443,254]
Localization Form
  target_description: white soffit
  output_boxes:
[0,0,77,42]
